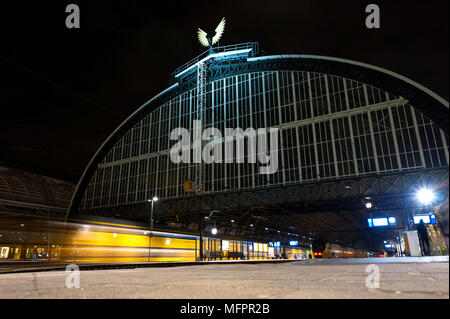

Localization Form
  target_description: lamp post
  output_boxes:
[147,196,158,262]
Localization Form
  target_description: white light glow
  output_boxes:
[372,218,388,226]
[365,202,373,209]
[416,188,435,205]
[211,227,218,235]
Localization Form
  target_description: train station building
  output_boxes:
[64,42,448,256]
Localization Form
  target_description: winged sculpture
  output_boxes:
[197,17,226,48]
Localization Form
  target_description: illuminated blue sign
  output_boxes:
[413,214,436,225]
[289,241,298,246]
[368,217,396,228]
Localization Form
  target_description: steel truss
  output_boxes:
[156,168,448,216]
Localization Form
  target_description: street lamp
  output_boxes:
[147,196,158,261]
[211,227,218,235]
[365,202,373,209]
[147,196,159,230]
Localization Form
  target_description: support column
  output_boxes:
[199,215,204,261]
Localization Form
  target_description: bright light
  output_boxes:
[230,219,234,223]
[416,188,435,205]
[165,239,171,245]
[211,227,218,235]
[113,233,117,238]
[152,196,159,202]
[365,202,373,209]
[249,224,253,227]
[372,218,388,226]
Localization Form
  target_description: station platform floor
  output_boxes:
[0,256,448,298]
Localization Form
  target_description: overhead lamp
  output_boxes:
[416,188,435,205]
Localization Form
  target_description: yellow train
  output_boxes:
[0,216,302,263]
[314,243,368,258]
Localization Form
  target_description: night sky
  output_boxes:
[0,0,448,182]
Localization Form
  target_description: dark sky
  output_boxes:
[0,0,448,182]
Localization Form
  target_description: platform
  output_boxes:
[0,257,448,299]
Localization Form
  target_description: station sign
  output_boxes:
[368,217,396,228]
[222,240,229,251]
[268,242,281,247]
[268,247,275,258]
[412,214,436,225]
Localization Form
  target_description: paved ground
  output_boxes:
[0,258,448,299]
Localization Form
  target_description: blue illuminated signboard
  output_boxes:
[368,217,396,228]
[289,241,298,246]
[413,214,436,225]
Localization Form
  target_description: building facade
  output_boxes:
[69,44,449,219]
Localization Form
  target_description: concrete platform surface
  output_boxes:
[0,258,448,299]
[0,258,295,274]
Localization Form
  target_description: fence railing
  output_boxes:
[171,42,260,79]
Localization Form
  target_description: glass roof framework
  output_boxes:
[79,70,449,212]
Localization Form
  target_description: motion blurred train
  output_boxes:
[0,216,308,262]
[312,241,368,258]
[1,216,370,262]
